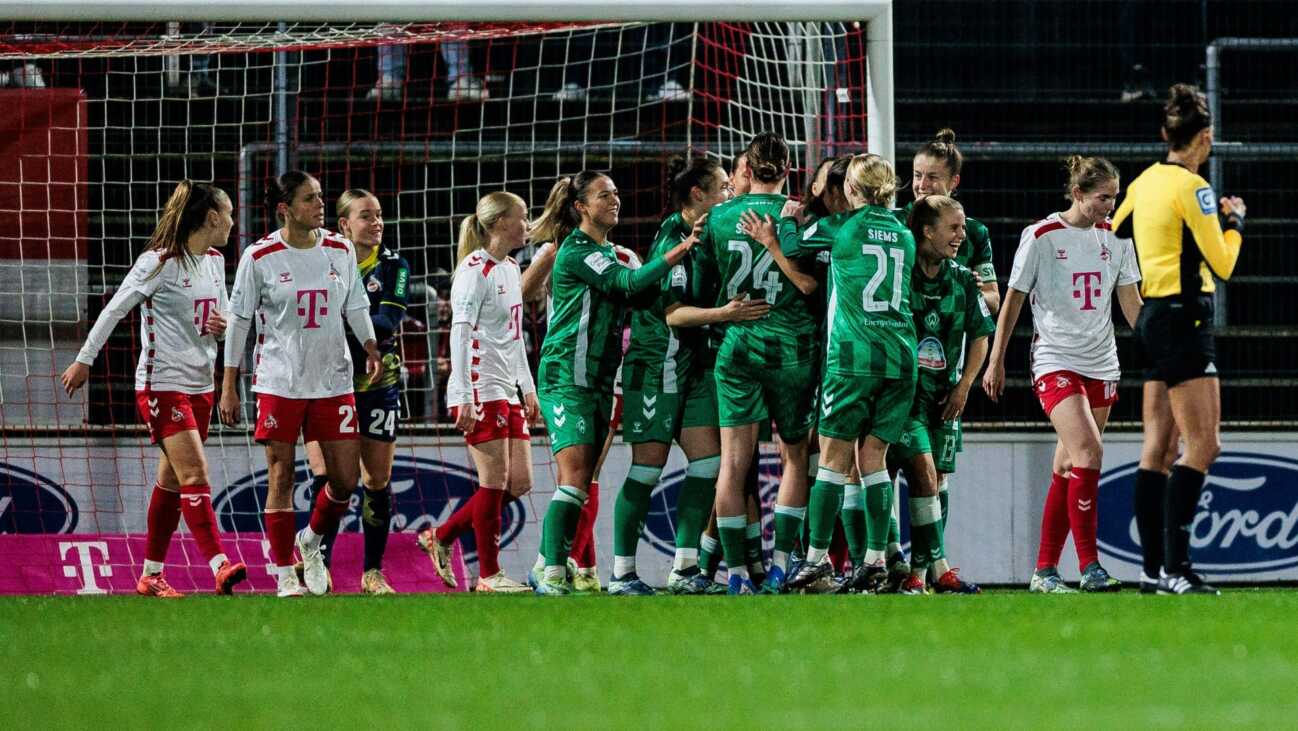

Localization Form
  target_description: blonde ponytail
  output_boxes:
[456,191,527,266]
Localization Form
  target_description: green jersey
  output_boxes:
[702,192,818,369]
[910,259,996,415]
[537,228,672,393]
[791,204,917,379]
[623,213,698,394]
[898,202,996,283]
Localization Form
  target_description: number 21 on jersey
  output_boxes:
[862,244,905,312]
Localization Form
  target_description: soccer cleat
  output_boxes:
[293,561,333,593]
[416,528,459,590]
[361,569,396,595]
[884,555,911,594]
[898,575,927,595]
[476,572,531,593]
[666,566,707,595]
[1157,570,1221,596]
[609,573,657,596]
[214,560,247,595]
[571,567,602,594]
[788,557,833,591]
[727,574,757,595]
[934,568,981,594]
[705,579,729,595]
[759,565,788,595]
[850,562,888,594]
[1139,572,1160,594]
[1029,567,1078,594]
[533,574,572,596]
[276,569,306,598]
[296,529,330,596]
[1079,562,1122,593]
[136,573,183,598]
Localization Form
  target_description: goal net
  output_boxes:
[0,19,878,593]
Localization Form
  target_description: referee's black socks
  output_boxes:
[1133,469,1167,578]
[1163,465,1206,575]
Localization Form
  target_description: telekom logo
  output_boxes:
[193,297,218,332]
[296,289,329,329]
[1072,271,1102,311]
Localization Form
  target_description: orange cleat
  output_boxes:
[214,560,248,595]
[137,573,184,598]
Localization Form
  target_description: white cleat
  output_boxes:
[476,572,532,593]
[277,568,306,598]
[295,529,330,596]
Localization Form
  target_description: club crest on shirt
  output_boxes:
[1100,245,1111,261]
[366,275,381,293]
[924,310,942,333]
[279,272,293,283]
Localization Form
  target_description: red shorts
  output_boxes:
[254,393,359,444]
[135,390,214,444]
[454,399,529,446]
[1033,370,1119,417]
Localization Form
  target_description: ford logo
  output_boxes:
[214,455,525,563]
[642,454,911,556]
[1097,452,1298,575]
[0,462,78,533]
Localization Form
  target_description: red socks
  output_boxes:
[145,484,181,563]
[1068,467,1101,570]
[1035,472,1070,570]
[436,489,478,544]
[472,488,507,577]
[308,483,351,535]
[571,480,600,569]
[263,511,296,567]
[178,484,224,562]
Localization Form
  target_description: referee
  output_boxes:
[1112,83,1246,596]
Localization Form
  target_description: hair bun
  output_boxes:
[934,128,956,145]
[666,153,689,183]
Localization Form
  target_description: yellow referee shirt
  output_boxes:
[1112,161,1243,298]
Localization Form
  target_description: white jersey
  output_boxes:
[76,249,227,394]
[446,250,535,407]
[228,229,370,399]
[1007,213,1141,381]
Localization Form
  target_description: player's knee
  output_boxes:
[508,479,533,498]
[1072,441,1103,470]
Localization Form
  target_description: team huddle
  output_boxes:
[62,84,1246,598]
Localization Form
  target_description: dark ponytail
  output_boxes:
[146,179,227,275]
[1162,83,1211,150]
[746,131,789,184]
[264,170,315,224]
[667,153,724,209]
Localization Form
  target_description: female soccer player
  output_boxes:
[529,171,695,595]
[743,154,916,594]
[889,195,994,594]
[416,191,538,593]
[61,180,246,598]
[219,171,382,598]
[301,189,410,595]
[984,156,1142,593]
[611,154,772,596]
[1112,84,1246,595]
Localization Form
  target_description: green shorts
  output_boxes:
[817,372,915,444]
[537,385,613,455]
[891,416,962,474]
[622,368,718,445]
[715,360,815,443]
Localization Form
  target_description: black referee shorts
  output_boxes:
[1135,295,1218,387]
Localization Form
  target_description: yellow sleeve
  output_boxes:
[1112,190,1135,239]
[1178,177,1242,280]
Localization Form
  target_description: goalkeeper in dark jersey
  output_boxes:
[889,195,993,594]
[303,189,409,594]
[527,171,694,595]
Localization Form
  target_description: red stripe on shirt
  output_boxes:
[251,242,288,261]
[1032,221,1066,239]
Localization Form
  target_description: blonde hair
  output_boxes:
[847,154,898,207]
[457,191,527,265]
[336,188,376,218]
[146,179,227,277]
[1063,155,1119,199]
[906,194,964,244]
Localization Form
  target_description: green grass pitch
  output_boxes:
[4,591,1297,729]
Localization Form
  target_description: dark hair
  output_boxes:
[731,150,747,173]
[745,131,789,184]
[914,127,963,177]
[667,154,725,209]
[1162,83,1211,150]
[906,194,963,244]
[264,170,315,223]
[146,179,227,275]
[1063,155,1120,198]
[529,170,609,245]
[805,155,852,218]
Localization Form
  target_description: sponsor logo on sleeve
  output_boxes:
[583,251,614,274]
[1195,186,1217,215]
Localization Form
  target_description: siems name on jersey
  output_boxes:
[867,228,898,243]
